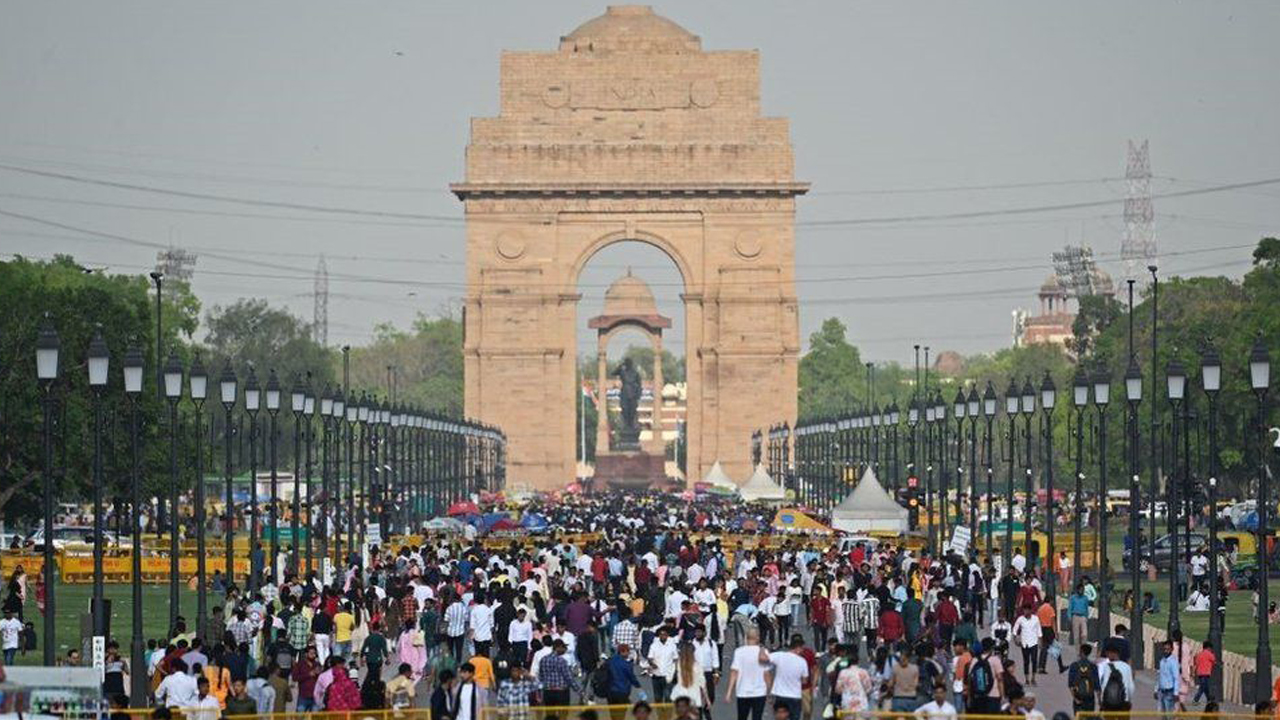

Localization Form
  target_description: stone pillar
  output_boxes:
[650,333,664,454]
[595,341,609,455]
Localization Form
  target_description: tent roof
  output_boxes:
[702,460,737,490]
[740,463,786,501]
[833,467,907,518]
[772,507,832,534]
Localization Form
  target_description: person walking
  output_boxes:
[1010,605,1042,685]
[726,628,770,720]
[603,644,642,707]
[1097,643,1135,712]
[1193,641,1217,704]
[1066,643,1099,714]
[885,648,920,713]
[646,626,679,702]
[761,636,808,720]
[1156,640,1182,712]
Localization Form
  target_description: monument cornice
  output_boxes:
[451,181,809,201]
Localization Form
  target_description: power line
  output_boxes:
[807,176,1123,196]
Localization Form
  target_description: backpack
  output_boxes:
[967,656,993,696]
[1101,662,1127,708]
[1070,660,1097,703]
[590,662,612,698]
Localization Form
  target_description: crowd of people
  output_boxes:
[3,491,1278,719]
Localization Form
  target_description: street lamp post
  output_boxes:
[345,397,358,562]
[333,391,346,567]
[953,388,967,555]
[1165,357,1186,636]
[935,392,949,552]
[983,382,997,556]
[218,365,238,585]
[289,376,305,576]
[1020,378,1036,564]
[244,369,261,592]
[1071,368,1088,586]
[967,387,980,543]
[264,371,281,586]
[1249,335,1272,700]
[123,345,146,706]
[163,352,184,631]
[1004,379,1019,564]
[1199,342,1222,695]
[303,387,315,575]
[1094,368,1112,640]
[319,386,333,571]
[1040,371,1057,599]
[925,400,937,554]
[189,356,208,640]
[35,318,59,665]
[907,401,920,531]
[890,403,901,492]
[1124,357,1145,670]
[87,329,109,638]
[357,395,370,553]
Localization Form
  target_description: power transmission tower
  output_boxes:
[1121,140,1156,282]
[313,254,329,346]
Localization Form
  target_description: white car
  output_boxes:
[25,526,121,551]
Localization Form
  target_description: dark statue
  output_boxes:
[613,357,642,449]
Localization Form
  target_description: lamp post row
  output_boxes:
[24,322,505,700]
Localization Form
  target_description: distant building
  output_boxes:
[1013,247,1115,352]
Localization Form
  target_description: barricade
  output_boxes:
[482,704,671,720]
[1081,714,1271,720]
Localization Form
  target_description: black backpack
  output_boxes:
[1101,662,1127,708]
[967,656,993,696]
[591,662,612,698]
[1070,660,1097,703]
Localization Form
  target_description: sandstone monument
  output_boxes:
[453,5,805,490]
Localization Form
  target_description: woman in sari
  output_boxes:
[396,622,427,681]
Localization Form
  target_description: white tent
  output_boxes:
[831,467,909,533]
[739,463,786,503]
[702,460,738,491]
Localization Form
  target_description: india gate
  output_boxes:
[452,5,805,490]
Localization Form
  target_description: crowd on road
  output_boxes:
[4,490,1278,719]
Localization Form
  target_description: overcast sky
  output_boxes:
[3,1,1278,365]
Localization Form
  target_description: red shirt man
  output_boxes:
[878,608,904,643]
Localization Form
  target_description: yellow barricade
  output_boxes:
[223,710,432,720]
[483,704,671,720]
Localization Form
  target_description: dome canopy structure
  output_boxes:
[589,270,672,332]
[561,5,701,54]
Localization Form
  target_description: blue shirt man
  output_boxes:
[1157,641,1181,712]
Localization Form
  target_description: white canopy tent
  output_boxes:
[702,460,738,491]
[831,467,909,533]
[739,463,786,503]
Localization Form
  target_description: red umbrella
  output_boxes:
[447,501,480,517]
[489,518,521,532]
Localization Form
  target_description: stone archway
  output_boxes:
[452,5,806,490]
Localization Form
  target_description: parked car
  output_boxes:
[1122,531,1208,571]
[26,526,121,552]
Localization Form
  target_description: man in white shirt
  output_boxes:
[155,659,199,709]
[646,626,679,701]
[0,610,22,664]
[468,593,495,657]
[1011,549,1027,574]
[914,683,958,720]
[726,628,769,720]
[761,636,809,720]
[507,607,533,662]
[187,676,223,720]
[1096,644,1135,711]
[1010,605,1043,686]
[666,586,690,619]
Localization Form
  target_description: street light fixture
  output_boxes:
[1072,366,1089,589]
[1040,371,1057,599]
[218,363,237,585]
[967,386,980,543]
[1200,341,1222,694]
[265,370,281,586]
[953,387,967,550]
[244,368,261,591]
[188,354,208,640]
[1004,378,1020,563]
[1093,366,1112,640]
[123,344,147,706]
[162,350,183,632]
[87,329,109,638]
[1020,377,1036,559]
[303,384,316,575]
[1165,356,1186,637]
[1249,334,1272,700]
[1124,355,1144,669]
[35,317,59,665]
[290,374,305,575]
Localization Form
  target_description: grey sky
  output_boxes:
[2,1,1277,365]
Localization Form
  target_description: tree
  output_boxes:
[1070,294,1122,359]
[347,313,463,414]
[799,318,865,418]
[0,256,200,528]
[203,299,336,394]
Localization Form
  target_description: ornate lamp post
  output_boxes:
[1093,367,1112,640]
[934,392,949,550]
[303,386,315,574]
[87,329,109,637]
[123,345,147,705]
[1020,377,1036,560]
[925,399,937,554]
[265,370,281,585]
[982,382,997,555]
[1165,357,1187,636]
[953,388,967,549]
[967,387,980,541]
[243,368,261,591]
[356,394,370,552]
[218,364,238,584]
[188,356,208,639]
[1004,378,1019,564]
[289,375,305,576]
[1249,335,1272,699]
[1199,342,1222,692]
[889,402,901,492]
[1040,371,1057,598]
[319,385,334,568]
[35,318,59,664]
[1071,367,1089,583]
[162,351,184,631]
[345,396,358,560]
[907,401,920,531]
[1124,356,1145,668]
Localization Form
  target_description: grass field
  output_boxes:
[8,582,201,665]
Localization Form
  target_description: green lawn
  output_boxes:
[8,582,202,665]
[1106,578,1280,660]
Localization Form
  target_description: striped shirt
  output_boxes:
[445,601,468,637]
[612,620,640,651]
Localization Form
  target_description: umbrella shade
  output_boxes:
[520,513,550,530]
[488,518,521,532]
[447,501,480,517]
